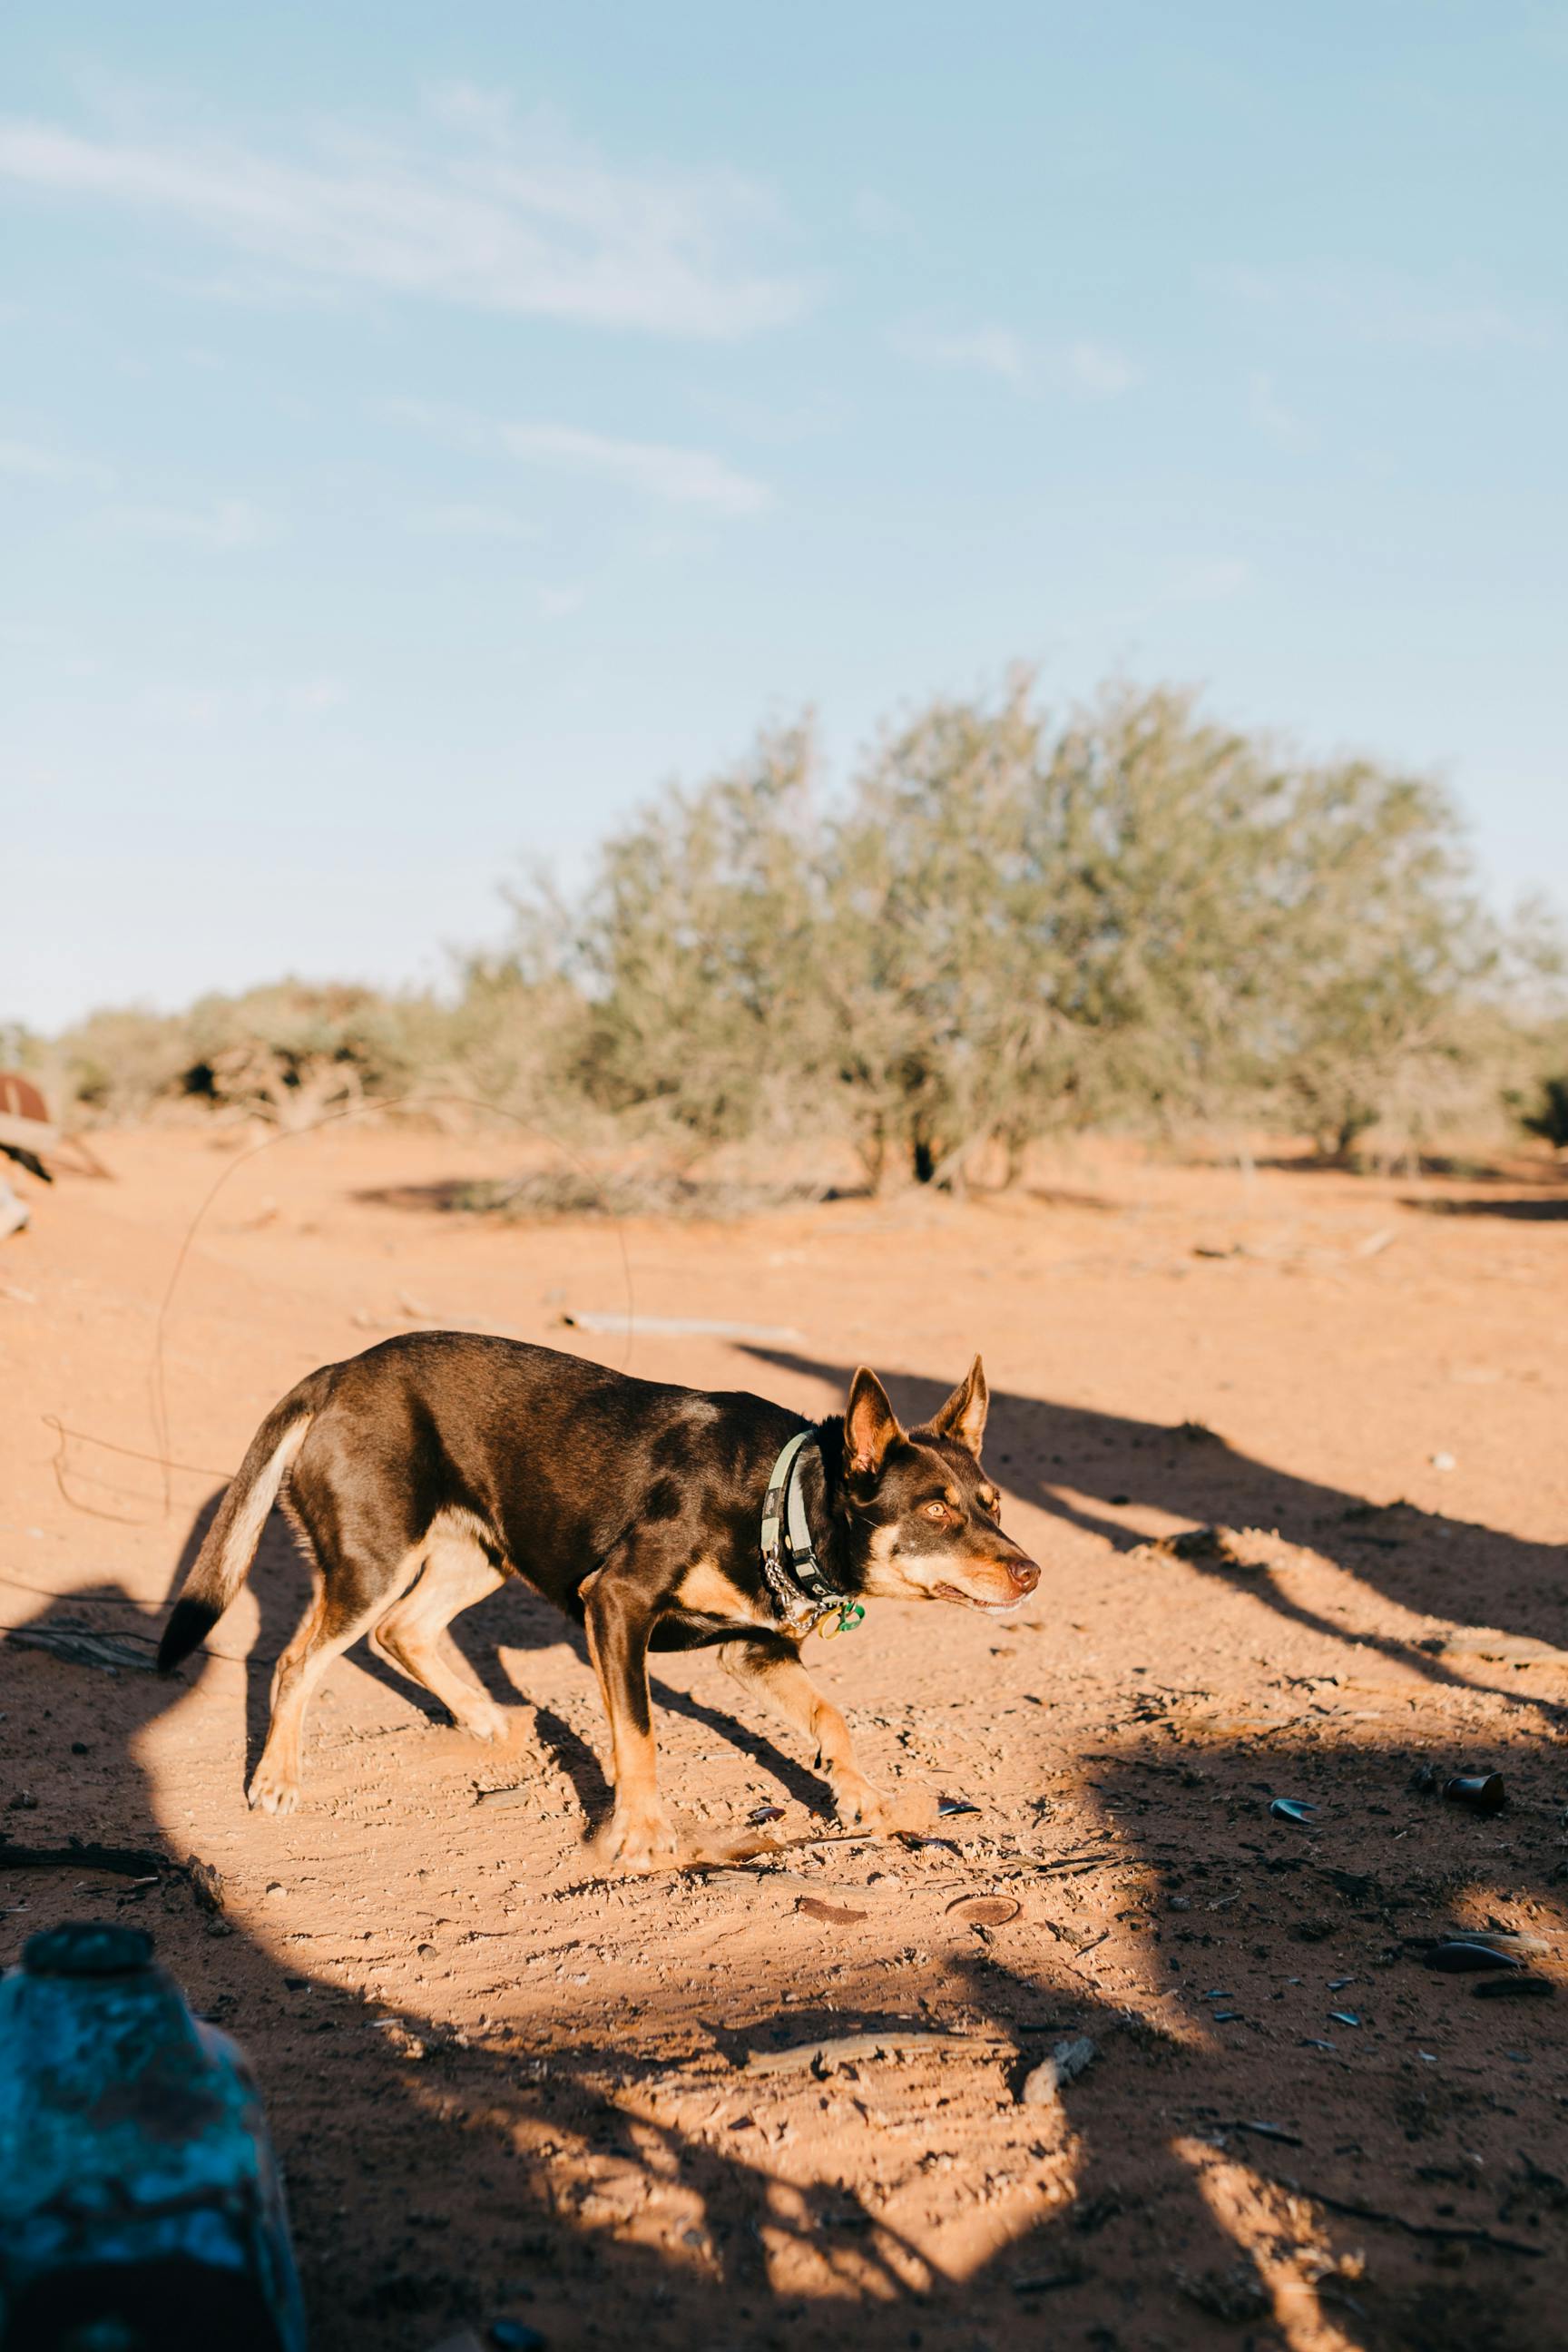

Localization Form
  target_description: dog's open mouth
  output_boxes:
[933,1582,1026,1616]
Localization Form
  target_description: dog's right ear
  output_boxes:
[845,1367,903,1479]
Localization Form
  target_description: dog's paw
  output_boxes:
[836,1777,897,1832]
[603,1804,680,1874]
[456,1700,510,1744]
[246,1768,301,1817]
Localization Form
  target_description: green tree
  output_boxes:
[539,723,830,1162]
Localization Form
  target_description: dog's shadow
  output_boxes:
[168,1489,833,1827]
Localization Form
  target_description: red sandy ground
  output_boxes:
[2,1125,1567,2352]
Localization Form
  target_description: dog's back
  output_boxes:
[291,1331,795,1611]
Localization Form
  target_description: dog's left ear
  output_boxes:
[927,1355,988,1457]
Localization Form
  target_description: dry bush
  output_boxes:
[34,674,1563,1183]
[528,674,1541,1189]
[54,1005,202,1122]
[55,983,454,1128]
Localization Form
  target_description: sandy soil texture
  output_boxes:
[2,1125,1566,2352]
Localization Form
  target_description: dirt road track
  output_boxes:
[3,1127,1566,2349]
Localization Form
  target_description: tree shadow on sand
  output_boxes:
[1398,1197,1568,1223]
[7,1565,1566,2350]
[0,1575,909,2349]
[15,1331,1566,2349]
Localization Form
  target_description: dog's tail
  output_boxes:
[157,1369,333,1673]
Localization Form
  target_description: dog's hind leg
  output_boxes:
[248,1542,422,1816]
[720,1637,895,1830]
[370,1517,508,1742]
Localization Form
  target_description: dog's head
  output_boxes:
[838,1358,1040,1618]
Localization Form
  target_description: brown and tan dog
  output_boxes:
[159,1335,1039,1867]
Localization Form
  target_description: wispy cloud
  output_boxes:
[402,501,538,542]
[0,86,805,338]
[390,399,769,516]
[1248,369,1313,452]
[0,435,111,484]
[499,422,769,514]
[1171,555,1253,604]
[896,322,1138,397]
[1065,338,1138,397]
[895,322,1026,383]
[137,676,345,726]
[0,431,278,547]
[1213,263,1556,352]
[104,495,273,548]
[534,583,585,618]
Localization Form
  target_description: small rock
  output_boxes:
[1269,1798,1318,1825]
[186,1857,225,1916]
[1425,1940,1523,1974]
[370,2018,430,2061]
[1430,1452,1456,1472]
[1019,2034,1098,2104]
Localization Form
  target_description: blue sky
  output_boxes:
[4,2,1564,1028]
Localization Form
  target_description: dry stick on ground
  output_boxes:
[745,2028,1012,2077]
[1283,2179,1545,2259]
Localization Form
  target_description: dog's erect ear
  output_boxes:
[927,1355,988,1457]
[845,1367,904,1478]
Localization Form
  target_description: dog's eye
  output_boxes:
[920,1500,950,1523]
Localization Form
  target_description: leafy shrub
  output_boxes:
[34,674,1563,1180]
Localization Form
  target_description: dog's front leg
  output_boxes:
[721,1639,896,1831]
[583,1572,677,1871]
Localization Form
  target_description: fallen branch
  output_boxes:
[1291,2180,1544,2259]
[746,2028,1009,2077]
